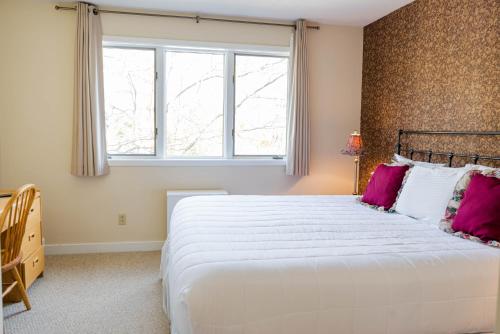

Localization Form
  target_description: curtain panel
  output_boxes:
[286,19,310,176]
[71,2,109,177]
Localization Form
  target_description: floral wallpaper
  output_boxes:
[360,0,499,191]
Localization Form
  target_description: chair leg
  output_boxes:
[12,267,31,310]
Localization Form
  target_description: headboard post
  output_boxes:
[447,152,454,167]
[396,129,403,155]
[427,150,433,162]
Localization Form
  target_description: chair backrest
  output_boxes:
[0,184,36,265]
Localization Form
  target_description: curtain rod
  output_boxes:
[54,5,320,30]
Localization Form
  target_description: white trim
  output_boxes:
[108,158,286,167]
[224,52,235,159]
[155,47,165,159]
[103,36,291,56]
[166,190,228,196]
[45,241,164,255]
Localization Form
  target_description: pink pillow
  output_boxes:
[451,174,500,242]
[361,164,409,210]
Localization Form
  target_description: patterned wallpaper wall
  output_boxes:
[360,0,499,191]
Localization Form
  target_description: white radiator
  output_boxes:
[166,190,228,233]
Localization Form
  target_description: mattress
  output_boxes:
[161,195,500,334]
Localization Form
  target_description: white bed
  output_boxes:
[161,195,499,334]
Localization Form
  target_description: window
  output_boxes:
[103,40,289,161]
[234,55,288,156]
[103,47,156,155]
[164,51,224,157]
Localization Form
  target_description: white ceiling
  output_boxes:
[60,0,414,26]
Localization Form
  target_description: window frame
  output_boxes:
[103,45,159,158]
[103,37,290,163]
[232,52,290,158]
[163,48,226,159]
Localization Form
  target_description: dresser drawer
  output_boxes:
[21,246,44,289]
[2,246,45,303]
[1,191,44,303]
[21,220,42,259]
[26,197,41,232]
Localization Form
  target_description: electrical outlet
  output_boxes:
[118,214,127,225]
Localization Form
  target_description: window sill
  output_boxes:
[107,158,286,167]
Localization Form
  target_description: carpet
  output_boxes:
[3,251,169,334]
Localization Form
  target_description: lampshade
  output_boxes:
[341,131,364,156]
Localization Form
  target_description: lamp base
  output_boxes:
[352,156,360,196]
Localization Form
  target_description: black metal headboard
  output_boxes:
[395,130,500,167]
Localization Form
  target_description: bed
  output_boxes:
[161,130,500,334]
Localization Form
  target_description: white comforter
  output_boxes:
[161,195,499,334]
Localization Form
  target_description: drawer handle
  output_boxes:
[28,233,36,241]
[30,208,34,213]
[33,258,39,267]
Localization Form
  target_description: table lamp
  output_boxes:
[341,131,364,195]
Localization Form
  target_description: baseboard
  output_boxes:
[45,240,164,255]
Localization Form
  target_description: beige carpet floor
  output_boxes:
[3,251,170,334]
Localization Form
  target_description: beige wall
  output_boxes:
[0,0,363,245]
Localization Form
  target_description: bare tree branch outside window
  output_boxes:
[234,55,288,156]
[164,51,224,157]
[103,48,155,155]
[103,47,288,158]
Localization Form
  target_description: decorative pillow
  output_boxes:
[394,166,468,222]
[388,165,413,212]
[361,164,409,210]
[392,154,446,168]
[451,174,500,242]
[464,163,498,171]
[442,169,500,221]
[440,169,500,247]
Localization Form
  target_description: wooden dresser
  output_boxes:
[0,190,45,302]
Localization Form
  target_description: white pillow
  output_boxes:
[392,154,446,168]
[394,166,468,222]
[465,163,498,171]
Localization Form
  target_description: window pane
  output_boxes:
[164,51,224,157]
[103,48,156,155]
[234,55,288,156]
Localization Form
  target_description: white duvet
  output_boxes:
[161,195,499,334]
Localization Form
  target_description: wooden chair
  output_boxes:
[0,184,36,310]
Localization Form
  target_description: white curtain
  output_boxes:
[71,2,109,177]
[286,19,309,176]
